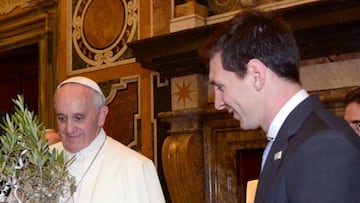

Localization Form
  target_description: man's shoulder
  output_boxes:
[104,136,152,163]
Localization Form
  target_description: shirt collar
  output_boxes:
[267,89,309,141]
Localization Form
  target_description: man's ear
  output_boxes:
[247,59,266,91]
[98,106,109,126]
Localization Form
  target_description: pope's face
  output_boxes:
[344,102,360,137]
[54,84,107,153]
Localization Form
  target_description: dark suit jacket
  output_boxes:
[255,95,360,203]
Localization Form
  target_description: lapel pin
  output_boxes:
[274,151,282,160]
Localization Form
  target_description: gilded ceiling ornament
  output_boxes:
[207,0,237,14]
[72,0,138,67]
[0,0,33,15]
[239,0,260,7]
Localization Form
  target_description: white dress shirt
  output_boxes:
[261,89,309,171]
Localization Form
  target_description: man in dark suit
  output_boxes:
[202,10,360,203]
[344,87,360,136]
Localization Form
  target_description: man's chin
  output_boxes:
[233,114,242,123]
[64,142,83,153]
[239,121,253,130]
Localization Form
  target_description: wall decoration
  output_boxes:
[101,76,141,150]
[151,72,170,166]
[207,0,238,14]
[0,0,32,15]
[69,0,138,73]
[171,74,207,110]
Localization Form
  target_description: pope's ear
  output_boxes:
[247,59,266,91]
[98,106,109,126]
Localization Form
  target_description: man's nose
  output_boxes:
[64,120,75,134]
[214,91,225,110]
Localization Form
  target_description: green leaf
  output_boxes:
[0,94,76,202]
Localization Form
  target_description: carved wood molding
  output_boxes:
[0,0,33,16]
[128,23,216,77]
[162,134,204,203]
[159,107,266,202]
[239,0,260,7]
[203,118,266,203]
[0,12,50,52]
[0,0,57,127]
[128,0,360,78]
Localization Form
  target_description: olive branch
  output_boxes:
[0,95,75,203]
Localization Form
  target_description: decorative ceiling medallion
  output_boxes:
[239,0,260,7]
[0,0,33,15]
[207,0,237,14]
[72,0,137,66]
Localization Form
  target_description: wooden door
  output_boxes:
[0,44,38,117]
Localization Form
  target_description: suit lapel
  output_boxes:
[256,131,289,203]
[255,95,322,203]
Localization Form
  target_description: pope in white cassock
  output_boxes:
[52,76,165,203]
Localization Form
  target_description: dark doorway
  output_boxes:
[0,44,39,117]
[236,148,263,202]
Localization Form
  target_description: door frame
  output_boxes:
[0,1,58,128]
